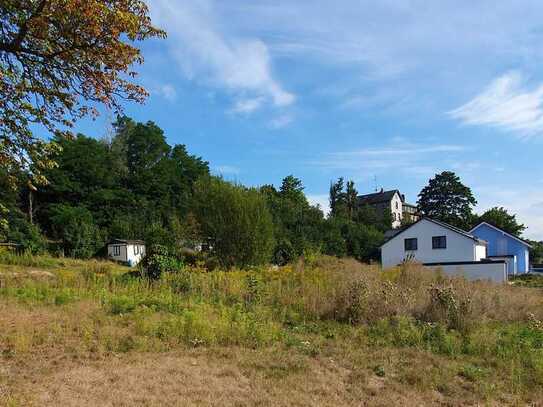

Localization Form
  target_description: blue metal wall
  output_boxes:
[471,224,530,273]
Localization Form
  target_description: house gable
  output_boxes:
[380,217,486,268]
[469,222,532,248]
[381,217,482,249]
[470,222,531,273]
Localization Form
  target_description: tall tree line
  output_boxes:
[1,123,537,267]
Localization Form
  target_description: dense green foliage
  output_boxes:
[261,176,325,263]
[529,241,543,264]
[141,245,182,280]
[475,206,526,236]
[324,178,387,262]
[49,204,104,259]
[193,177,275,268]
[1,117,536,266]
[418,171,477,229]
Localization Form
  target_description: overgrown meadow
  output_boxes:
[1,252,543,405]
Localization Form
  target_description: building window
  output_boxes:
[432,236,447,249]
[404,238,418,251]
[395,202,399,209]
[134,245,139,255]
[113,246,121,256]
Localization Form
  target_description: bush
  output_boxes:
[141,245,182,280]
[424,283,473,333]
[6,215,47,254]
[272,239,295,266]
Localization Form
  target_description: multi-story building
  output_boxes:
[358,189,420,229]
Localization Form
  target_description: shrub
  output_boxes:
[141,245,182,280]
[424,283,473,333]
[6,215,47,254]
[272,239,295,266]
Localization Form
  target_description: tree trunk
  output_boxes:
[28,190,33,224]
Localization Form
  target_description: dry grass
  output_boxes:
[1,255,543,406]
[3,330,539,406]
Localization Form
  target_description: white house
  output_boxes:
[107,239,146,266]
[380,218,509,283]
[358,189,419,229]
[381,217,487,267]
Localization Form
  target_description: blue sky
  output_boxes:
[76,1,543,239]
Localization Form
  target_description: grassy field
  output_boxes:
[1,252,543,406]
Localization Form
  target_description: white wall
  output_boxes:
[381,219,479,268]
[107,243,146,266]
[474,243,487,261]
[126,244,146,266]
[390,193,403,229]
[424,262,507,283]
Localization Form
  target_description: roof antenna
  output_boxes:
[373,175,378,192]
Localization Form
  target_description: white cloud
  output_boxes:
[155,84,177,101]
[222,2,543,81]
[148,0,294,111]
[449,71,543,137]
[268,114,293,129]
[231,97,265,114]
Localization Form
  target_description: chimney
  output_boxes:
[380,188,384,193]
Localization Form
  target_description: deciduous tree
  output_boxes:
[0,0,165,182]
[193,177,274,268]
[476,207,526,237]
[417,171,477,229]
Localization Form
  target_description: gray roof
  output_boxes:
[402,202,418,209]
[425,218,487,244]
[358,190,401,205]
[109,239,145,245]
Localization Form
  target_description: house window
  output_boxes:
[404,238,418,251]
[395,202,399,210]
[134,245,139,255]
[113,246,121,256]
[432,236,447,249]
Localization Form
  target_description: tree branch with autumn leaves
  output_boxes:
[0,0,165,188]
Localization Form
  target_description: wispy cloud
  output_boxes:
[268,114,293,129]
[231,97,265,114]
[148,0,294,112]
[310,141,469,181]
[449,71,543,137]
[331,144,466,158]
[153,84,177,102]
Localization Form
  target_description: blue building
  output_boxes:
[470,222,532,274]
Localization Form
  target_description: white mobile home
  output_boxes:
[107,239,146,266]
